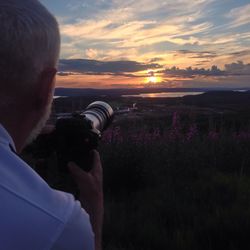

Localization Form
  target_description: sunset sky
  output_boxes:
[40,0,250,89]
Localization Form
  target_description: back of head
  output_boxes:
[0,0,60,107]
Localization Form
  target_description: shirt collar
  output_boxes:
[0,123,17,152]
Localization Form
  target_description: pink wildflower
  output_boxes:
[169,112,181,140]
[208,131,219,141]
[186,124,198,141]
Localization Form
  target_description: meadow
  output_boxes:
[23,92,250,250]
[100,111,250,250]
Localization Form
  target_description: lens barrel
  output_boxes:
[82,101,114,131]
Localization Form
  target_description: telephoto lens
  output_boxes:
[83,101,114,131]
[55,101,114,172]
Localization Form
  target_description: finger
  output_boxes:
[68,161,91,184]
[88,150,102,176]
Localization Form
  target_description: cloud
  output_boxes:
[162,65,225,78]
[224,61,250,75]
[161,61,250,79]
[227,50,250,58]
[58,57,250,83]
[148,57,165,63]
[226,4,250,28]
[176,50,217,59]
[58,0,217,62]
[61,19,212,48]
[85,48,99,59]
[58,59,161,74]
[41,0,250,71]
[174,75,250,89]
[55,58,250,89]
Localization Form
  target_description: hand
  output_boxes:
[68,150,103,250]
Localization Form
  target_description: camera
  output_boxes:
[55,101,114,172]
[28,101,114,172]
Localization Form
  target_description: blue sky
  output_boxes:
[40,0,250,88]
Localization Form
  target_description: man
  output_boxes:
[0,1,103,249]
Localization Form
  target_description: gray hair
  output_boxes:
[0,0,60,103]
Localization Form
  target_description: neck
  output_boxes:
[0,120,29,154]
[0,111,39,154]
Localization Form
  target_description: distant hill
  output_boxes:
[54,87,236,97]
[183,90,250,106]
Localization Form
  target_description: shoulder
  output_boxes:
[0,144,93,249]
[51,199,94,250]
[0,144,74,221]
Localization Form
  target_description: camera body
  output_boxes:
[54,113,100,172]
[29,101,114,172]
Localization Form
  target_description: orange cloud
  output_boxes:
[56,74,142,89]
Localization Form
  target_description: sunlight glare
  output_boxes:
[149,76,157,83]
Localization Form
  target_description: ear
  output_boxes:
[34,67,57,110]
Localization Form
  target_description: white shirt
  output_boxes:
[0,124,94,250]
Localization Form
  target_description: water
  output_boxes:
[53,96,67,99]
[122,92,204,98]
[233,90,248,93]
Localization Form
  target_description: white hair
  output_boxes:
[0,0,60,105]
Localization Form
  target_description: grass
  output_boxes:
[23,110,250,249]
[99,113,250,250]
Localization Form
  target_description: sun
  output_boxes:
[146,70,161,84]
[148,76,157,83]
[147,76,162,84]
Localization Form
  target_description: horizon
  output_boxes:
[41,0,250,89]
